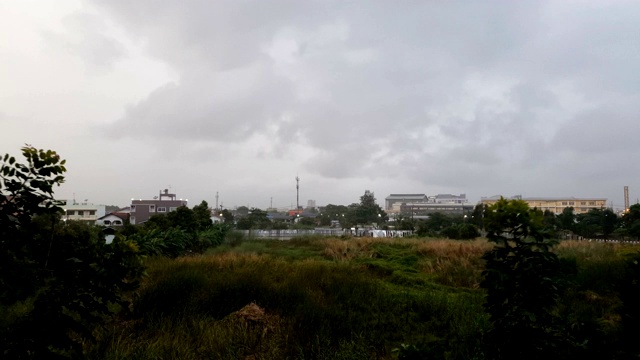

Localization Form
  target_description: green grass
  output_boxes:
[86,237,640,359]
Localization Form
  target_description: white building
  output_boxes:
[62,201,106,223]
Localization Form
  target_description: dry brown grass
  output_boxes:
[416,239,492,289]
[321,237,378,261]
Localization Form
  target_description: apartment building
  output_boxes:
[63,201,106,223]
[130,189,188,225]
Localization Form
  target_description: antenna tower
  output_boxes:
[296,176,300,212]
[625,186,630,211]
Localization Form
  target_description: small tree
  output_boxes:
[481,198,567,360]
[0,145,143,358]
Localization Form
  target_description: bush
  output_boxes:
[441,224,480,240]
[0,145,144,358]
[481,198,571,360]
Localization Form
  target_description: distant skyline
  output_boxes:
[2,1,639,211]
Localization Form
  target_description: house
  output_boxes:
[130,189,188,225]
[210,214,224,224]
[96,212,130,227]
[481,195,608,215]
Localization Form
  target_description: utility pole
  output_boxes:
[215,192,219,210]
[296,176,300,213]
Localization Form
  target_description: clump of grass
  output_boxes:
[321,237,378,261]
[416,239,492,288]
[90,250,488,359]
[224,230,246,247]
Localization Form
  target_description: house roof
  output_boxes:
[268,213,293,220]
[97,212,130,221]
[482,195,607,202]
[385,194,428,200]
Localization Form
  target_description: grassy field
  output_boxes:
[87,236,640,359]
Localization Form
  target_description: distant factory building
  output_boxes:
[481,195,607,215]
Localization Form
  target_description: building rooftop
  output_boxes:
[482,195,607,201]
[385,194,427,200]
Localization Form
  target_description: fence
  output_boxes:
[236,229,414,240]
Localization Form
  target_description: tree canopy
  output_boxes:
[0,145,143,358]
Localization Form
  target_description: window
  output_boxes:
[131,205,136,212]
[89,210,95,215]
[157,207,167,213]
[569,202,574,206]
[104,220,111,225]
[149,205,156,213]
[169,207,177,212]
[114,220,122,225]
[67,210,75,215]
[581,202,586,205]
[562,202,567,206]
[589,201,595,206]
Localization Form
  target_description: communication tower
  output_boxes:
[625,186,630,211]
[296,176,300,212]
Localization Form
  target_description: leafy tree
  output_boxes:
[394,214,416,231]
[424,212,455,232]
[622,204,640,239]
[469,203,487,228]
[440,223,480,240]
[353,190,387,225]
[557,207,576,233]
[0,145,143,358]
[481,198,568,360]
[192,200,213,231]
[235,206,250,217]
[235,208,271,229]
[166,205,197,233]
[297,216,316,227]
[575,208,618,238]
[220,209,234,224]
[541,209,559,238]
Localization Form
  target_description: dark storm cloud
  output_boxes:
[90,0,640,203]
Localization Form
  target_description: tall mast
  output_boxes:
[296,176,300,212]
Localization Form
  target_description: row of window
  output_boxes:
[66,210,96,216]
[130,205,177,213]
[560,201,597,206]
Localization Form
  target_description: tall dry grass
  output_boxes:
[416,239,492,289]
[321,237,492,289]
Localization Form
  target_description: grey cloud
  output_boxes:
[41,12,126,68]
[87,0,640,205]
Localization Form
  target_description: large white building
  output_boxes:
[385,193,471,216]
[62,201,106,223]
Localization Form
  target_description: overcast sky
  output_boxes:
[2,1,639,210]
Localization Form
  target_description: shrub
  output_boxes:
[481,198,570,360]
[0,146,143,358]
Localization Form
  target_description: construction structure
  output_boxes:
[625,186,630,212]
